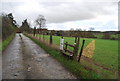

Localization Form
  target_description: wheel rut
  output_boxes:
[2,33,77,79]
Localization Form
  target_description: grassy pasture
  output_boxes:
[39,34,118,72]
[29,34,119,79]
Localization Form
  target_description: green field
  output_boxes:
[38,35,118,69]
[93,39,118,70]
[37,34,118,78]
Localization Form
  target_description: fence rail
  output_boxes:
[64,43,75,48]
[29,30,85,62]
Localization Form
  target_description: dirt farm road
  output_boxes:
[2,34,76,79]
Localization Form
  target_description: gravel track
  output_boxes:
[2,33,77,79]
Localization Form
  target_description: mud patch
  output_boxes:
[82,40,95,58]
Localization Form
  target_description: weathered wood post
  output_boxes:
[50,31,52,44]
[73,37,80,61]
[73,42,77,61]
[33,27,36,37]
[78,40,85,62]
[75,37,77,43]
[76,37,80,52]
[64,41,68,52]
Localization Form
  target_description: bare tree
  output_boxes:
[70,28,74,31]
[76,28,82,31]
[35,15,46,38]
[88,27,95,31]
[69,28,74,37]
[35,15,46,29]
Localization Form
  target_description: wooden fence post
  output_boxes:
[73,42,78,61]
[50,32,52,44]
[33,27,36,37]
[64,41,68,52]
[73,37,80,61]
[75,37,77,43]
[76,37,80,52]
[78,40,85,62]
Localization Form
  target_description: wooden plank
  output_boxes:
[64,49,74,54]
[62,51,73,56]
[73,42,78,61]
[64,43,75,48]
[62,52,73,59]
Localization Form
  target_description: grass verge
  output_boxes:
[2,34,15,51]
[25,33,101,79]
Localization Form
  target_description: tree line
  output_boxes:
[2,12,46,41]
[2,13,119,41]
[2,13,17,40]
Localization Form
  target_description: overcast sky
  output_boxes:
[1,0,119,31]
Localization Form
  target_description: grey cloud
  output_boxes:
[43,2,116,23]
[1,1,117,25]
